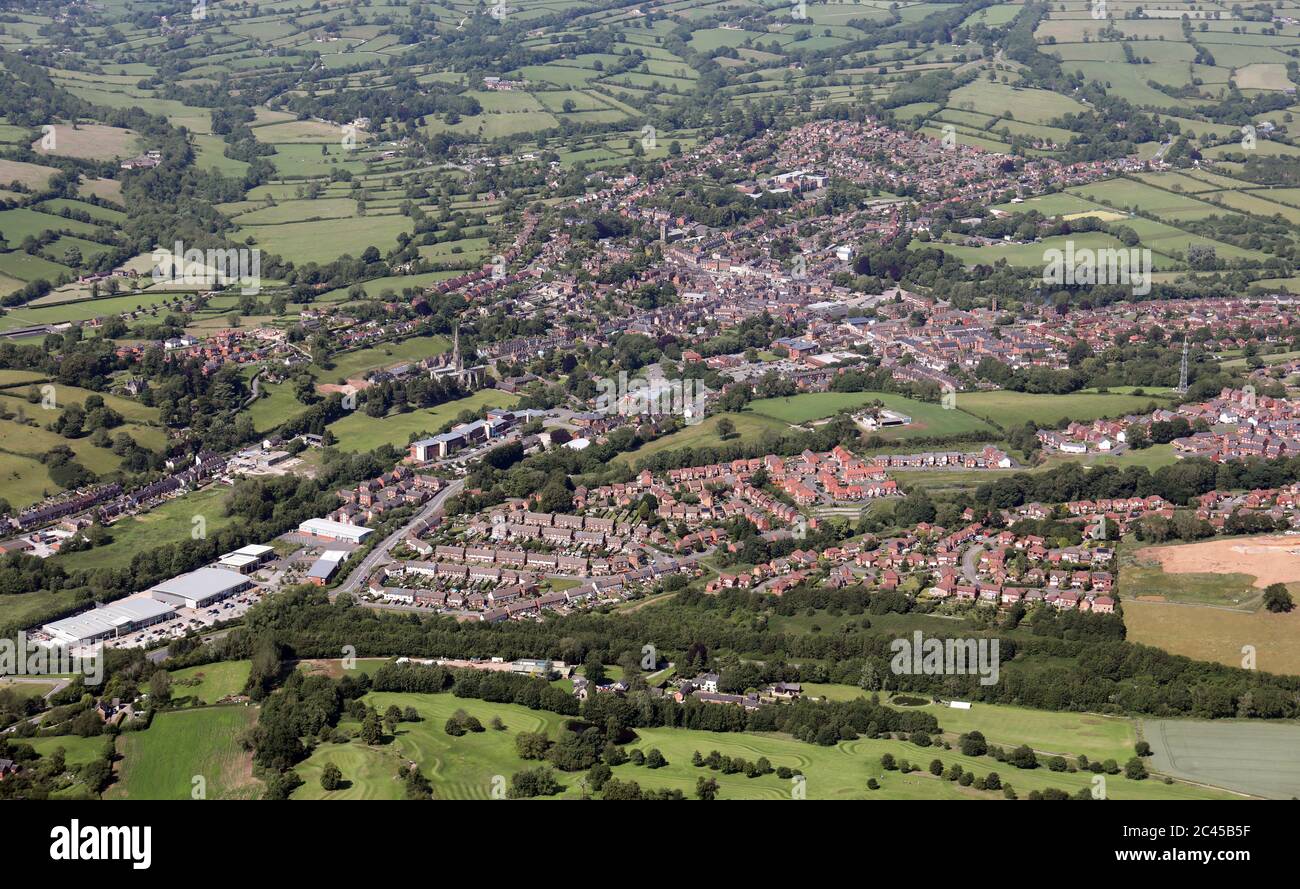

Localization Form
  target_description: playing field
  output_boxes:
[800,686,1138,762]
[109,707,262,799]
[747,391,997,440]
[955,390,1165,429]
[1142,719,1300,799]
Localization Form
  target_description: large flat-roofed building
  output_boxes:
[149,567,251,609]
[298,518,373,544]
[216,543,275,574]
[42,597,176,647]
[306,550,348,586]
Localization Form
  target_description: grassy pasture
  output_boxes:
[0,158,61,190]
[325,389,519,452]
[616,411,791,467]
[167,661,253,706]
[32,124,138,160]
[109,707,262,800]
[54,485,237,573]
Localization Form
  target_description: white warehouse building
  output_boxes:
[149,567,251,609]
[297,517,373,544]
[42,598,176,647]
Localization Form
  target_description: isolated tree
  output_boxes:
[1263,582,1294,613]
[320,762,342,791]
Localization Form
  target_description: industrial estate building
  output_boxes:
[298,517,373,544]
[42,598,176,647]
[306,550,349,585]
[216,543,275,574]
[149,567,251,609]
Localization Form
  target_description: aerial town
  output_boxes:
[0,0,1297,849]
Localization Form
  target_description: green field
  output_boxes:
[290,690,1235,800]
[54,485,237,573]
[1120,562,1261,609]
[167,660,252,706]
[918,700,1137,763]
[616,411,789,466]
[24,732,110,767]
[325,389,520,452]
[109,706,262,799]
[955,390,1166,429]
[313,334,451,382]
[747,391,995,441]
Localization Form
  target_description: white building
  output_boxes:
[149,567,251,609]
[298,518,373,543]
[43,598,176,647]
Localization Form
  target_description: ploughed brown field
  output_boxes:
[1135,535,1300,588]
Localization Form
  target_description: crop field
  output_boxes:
[31,123,139,161]
[1142,719,1300,799]
[1124,600,1300,677]
[109,707,263,800]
